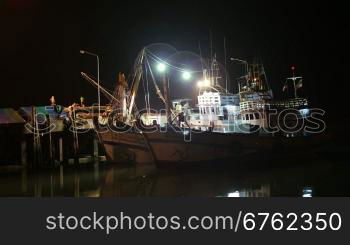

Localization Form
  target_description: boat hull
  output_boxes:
[97,126,323,168]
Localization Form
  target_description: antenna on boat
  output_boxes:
[292,66,296,98]
[224,36,228,93]
[210,29,213,64]
[285,66,303,98]
[209,28,213,81]
[198,41,205,76]
[290,66,302,98]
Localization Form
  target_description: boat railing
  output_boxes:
[240,100,269,112]
[272,98,309,109]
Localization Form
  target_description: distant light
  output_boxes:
[228,191,240,197]
[197,81,203,87]
[300,108,310,115]
[291,66,295,70]
[80,50,85,54]
[182,71,191,80]
[302,187,313,198]
[157,63,166,72]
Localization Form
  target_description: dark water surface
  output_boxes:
[1,156,349,197]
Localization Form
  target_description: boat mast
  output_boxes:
[162,73,171,125]
[286,66,302,99]
[127,48,146,123]
[224,37,228,92]
[292,66,297,98]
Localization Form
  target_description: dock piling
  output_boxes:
[21,139,27,167]
[59,137,63,163]
[93,136,99,160]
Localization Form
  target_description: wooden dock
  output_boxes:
[0,105,108,170]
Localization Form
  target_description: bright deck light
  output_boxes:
[228,191,240,197]
[157,63,166,72]
[197,79,210,87]
[302,187,313,197]
[182,71,191,80]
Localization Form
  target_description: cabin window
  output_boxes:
[249,114,254,120]
[254,113,260,119]
[245,114,249,120]
[211,108,214,113]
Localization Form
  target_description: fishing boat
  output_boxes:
[81,47,326,168]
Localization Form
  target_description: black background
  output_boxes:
[0,1,348,119]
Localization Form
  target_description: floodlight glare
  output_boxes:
[197,79,210,87]
[157,63,166,72]
[203,79,210,86]
[182,71,191,80]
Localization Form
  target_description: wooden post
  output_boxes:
[74,173,80,197]
[32,106,36,165]
[47,115,53,163]
[93,136,99,160]
[21,139,27,167]
[59,165,64,189]
[94,162,99,182]
[59,137,63,163]
[50,175,54,197]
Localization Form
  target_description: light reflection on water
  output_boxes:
[0,160,349,197]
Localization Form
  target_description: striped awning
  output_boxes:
[0,108,26,125]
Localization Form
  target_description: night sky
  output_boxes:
[0,1,347,118]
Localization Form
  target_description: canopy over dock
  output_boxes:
[0,108,25,125]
